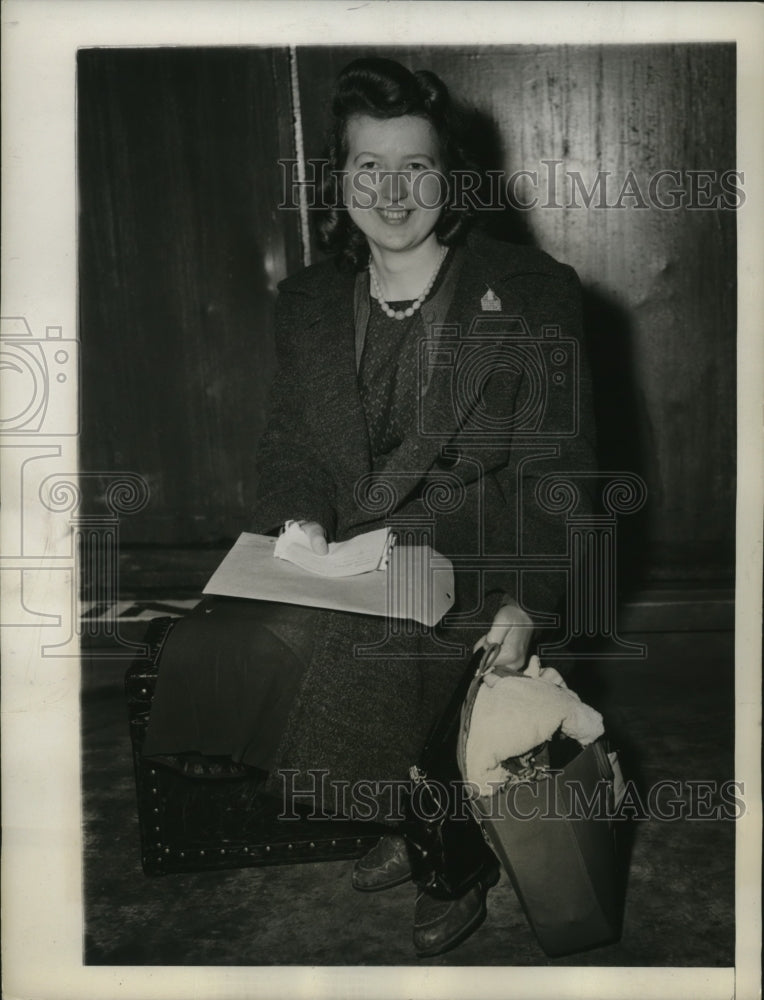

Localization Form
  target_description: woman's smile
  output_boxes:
[343,114,445,258]
[376,206,413,225]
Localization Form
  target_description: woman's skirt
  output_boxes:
[142,596,319,772]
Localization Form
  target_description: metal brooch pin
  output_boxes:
[481,287,501,311]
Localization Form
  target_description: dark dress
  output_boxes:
[141,598,319,771]
[143,262,455,774]
[143,231,598,817]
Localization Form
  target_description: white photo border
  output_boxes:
[1,2,762,999]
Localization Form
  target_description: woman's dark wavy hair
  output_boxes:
[316,57,476,271]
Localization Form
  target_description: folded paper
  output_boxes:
[203,532,454,627]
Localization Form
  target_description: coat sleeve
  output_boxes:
[489,264,598,619]
[250,289,338,538]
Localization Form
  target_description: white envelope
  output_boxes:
[203,532,455,627]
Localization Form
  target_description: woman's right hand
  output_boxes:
[297,521,328,555]
[472,598,534,685]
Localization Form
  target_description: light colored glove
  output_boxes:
[524,653,566,688]
[463,670,605,797]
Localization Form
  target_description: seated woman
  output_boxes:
[143,56,597,957]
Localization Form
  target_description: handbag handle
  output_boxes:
[417,647,486,777]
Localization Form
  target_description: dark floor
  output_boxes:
[82,620,735,967]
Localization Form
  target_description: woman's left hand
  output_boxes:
[472,598,534,686]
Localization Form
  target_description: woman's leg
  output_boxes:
[349,636,501,955]
[142,598,318,772]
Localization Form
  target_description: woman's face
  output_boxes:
[342,114,446,256]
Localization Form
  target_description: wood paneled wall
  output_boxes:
[78,48,301,543]
[78,45,736,584]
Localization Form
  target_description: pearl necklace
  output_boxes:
[369,245,448,321]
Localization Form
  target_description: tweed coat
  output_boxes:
[251,228,597,817]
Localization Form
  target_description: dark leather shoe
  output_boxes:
[352,834,413,892]
[413,868,500,957]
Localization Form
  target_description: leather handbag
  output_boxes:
[455,648,624,956]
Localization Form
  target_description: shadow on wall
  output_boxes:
[581,290,651,594]
[464,105,651,598]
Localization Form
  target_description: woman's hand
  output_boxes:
[472,598,534,686]
[296,520,328,555]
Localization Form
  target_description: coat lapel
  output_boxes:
[356,239,523,507]
[305,269,373,479]
[308,235,541,531]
